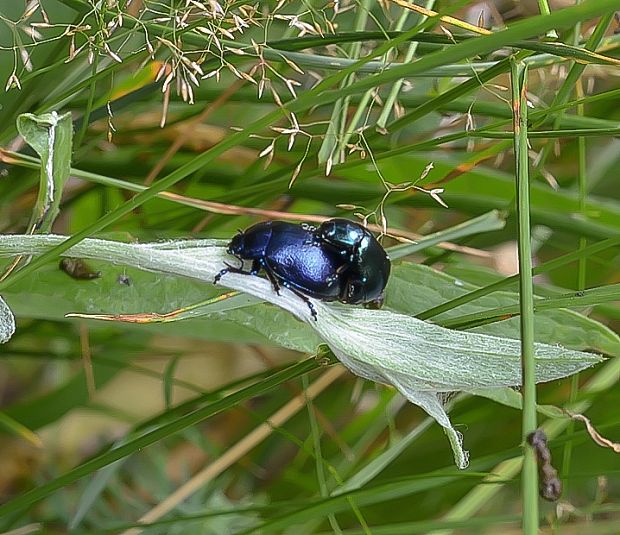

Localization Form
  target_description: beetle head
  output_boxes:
[227,231,245,256]
[340,279,366,304]
[318,219,366,251]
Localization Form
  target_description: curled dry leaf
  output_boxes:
[566,411,620,453]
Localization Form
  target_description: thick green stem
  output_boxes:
[511,59,539,534]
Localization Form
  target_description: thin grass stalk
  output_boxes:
[318,0,372,168]
[511,59,538,532]
[304,375,345,535]
[375,0,436,130]
[533,12,615,177]
[577,83,589,292]
[537,0,558,38]
[561,77,589,499]
[537,0,552,16]
[74,54,99,151]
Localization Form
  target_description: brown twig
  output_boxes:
[80,323,96,400]
[161,192,493,258]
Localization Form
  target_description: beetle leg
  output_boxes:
[339,279,364,304]
[213,260,245,284]
[335,263,349,274]
[249,259,261,275]
[261,260,317,320]
[364,294,385,309]
[260,260,282,295]
[286,286,318,321]
[213,269,227,284]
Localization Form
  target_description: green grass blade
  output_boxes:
[388,211,506,259]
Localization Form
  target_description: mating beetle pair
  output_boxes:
[214,218,391,319]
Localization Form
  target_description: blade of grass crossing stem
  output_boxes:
[433,282,620,330]
[512,59,538,532]
[374,57,514,142]
[417,235,620,321]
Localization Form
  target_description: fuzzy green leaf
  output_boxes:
[0,234,605,468]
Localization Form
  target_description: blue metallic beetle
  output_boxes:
[315,218,391,307]
[214,219,391,319]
